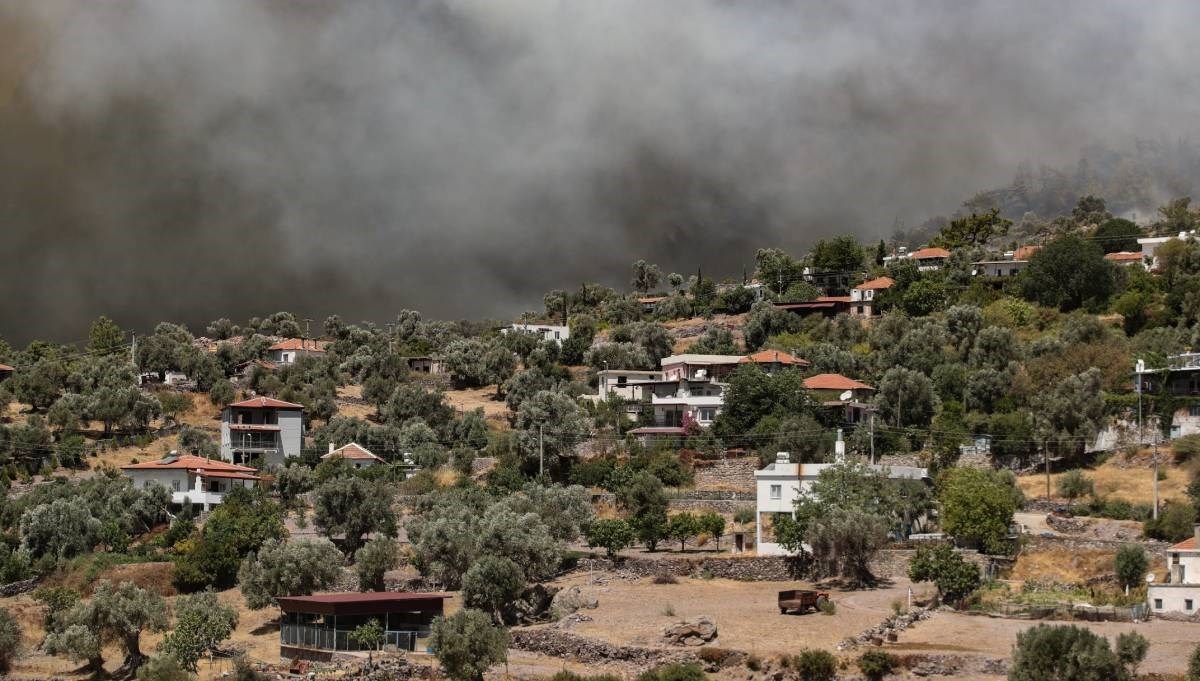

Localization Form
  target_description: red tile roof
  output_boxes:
[740,350,810,367]
[803,373,874,391]
[1104,251,1143,262]
[268,338,327,352]
[1013,245,1040,260]
[1171,537,1197,550]
[228,396,304,410]
[816,296,852,303]
[323,443,385,462]
[910,247,951,259]
[855,276,894,291]
[0,364,12,372]
[198,470,261,481]
[122,454,256,473]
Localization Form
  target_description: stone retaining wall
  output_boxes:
[0,578,38,597]
[575,548,932,582]
[510,627,696,669]
[666,498,755,514]
[692,457,758,493]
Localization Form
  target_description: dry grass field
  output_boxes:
[1016,457,1191,506]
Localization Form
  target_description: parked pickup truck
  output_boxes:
[778,589,830,615]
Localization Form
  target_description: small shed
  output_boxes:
[278,592,450,660]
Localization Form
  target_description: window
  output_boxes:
[1173,553,1180,565]
[171,479,180,492]
[1191,405,1200,417]
[770,484,782,500]
[1187,599,1194,611]
[1154,599,1163,610]
[554,331,561,340]
[617,376,627,386]
[699,408,716,422]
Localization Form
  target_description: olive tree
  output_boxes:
[45,580,169,674]
[237,538,344,609]
[0,607,20,672]
[355,537,401,592]
[313,477,397,555]
[461,556,525,624]
[430,608,509,681]
[20,499,101,560]
[158,591,239,671]
[515,390,589,474]
[1009,624,1127,681]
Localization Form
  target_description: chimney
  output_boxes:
[328,442,335,454]
[776,452,791,464]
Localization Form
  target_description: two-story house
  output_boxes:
[849,277,894,317]
[1148,525,1200,616]
[803,373,875,425]
[754,452,928,556]
[269,339,327,365]
[1135,354,1200,438]
[220,396,304,467]
[909,247,951,271]
[122,453,260,512]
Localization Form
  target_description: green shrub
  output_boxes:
[793,649,838,681]
[637,662,706,681]
[1172,434,1200,463]
[857,650,896,681]
[818,598,837,616]
[1144,501,1197,542]
[1010,624,1125,681]
[1189,642,1200,681]
[733,508,755,525]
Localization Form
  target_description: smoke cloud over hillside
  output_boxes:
[2,0,1200,342]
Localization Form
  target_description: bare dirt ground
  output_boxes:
[443,386,511,428]
[895,611,1199,676]
[546,572,929,655]
[1016,456,1190,506]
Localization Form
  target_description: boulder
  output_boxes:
[502,584,560,625]
[550,585,599,620]
[663,616,718,646]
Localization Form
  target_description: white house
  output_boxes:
[220,396,304,467]
[268,338,328,365]
[849,276,894,317]
[972,260,1028,278]
[660,354,744,382]
[627,378,727,441]
[594,369,663,401]
[1134,353,1200,439]
[1148,526,1200,615]
[754,451,928,556]
[121,453,260,512]
[322,442,386,469]
[1138,232,1196,271]
[505,323,569,344]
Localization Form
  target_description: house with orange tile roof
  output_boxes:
[739,350,810,374]
[220,396,304,467]
[1148,525,1200,615]
[850,276,894,317]
[909,247,951,271]
[1103,251,1146,267]
[322,442,386,469]
[122,453,260,511]
[268,338,328,365]
[803,373,875,425]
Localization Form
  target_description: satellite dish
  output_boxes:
[839,390,853,401]
[1145,573,1156,584]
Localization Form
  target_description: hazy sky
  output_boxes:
[2,0,1200,343]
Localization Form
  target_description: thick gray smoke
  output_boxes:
[2,0,1200,343]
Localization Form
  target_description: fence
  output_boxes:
[280,624,419,652]
[979,602,1149,622]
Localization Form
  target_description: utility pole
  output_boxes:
[869,410,875,465]
[538,424,545,478]
[1153,438,1160,521]
[303,318,313,339]
[1044,444,1051,501]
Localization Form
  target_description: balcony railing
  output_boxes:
[1167,353,1200,370]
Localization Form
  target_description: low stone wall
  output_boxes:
[510,627,696,669]
[666,498,755,515]
[578,556,804,581]
[1024,535,1168,553]
[0,578,38,597]
[692,457,758,493]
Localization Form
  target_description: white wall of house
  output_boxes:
[754,457,928,556]
[127,469,189,494]
[1148,527,1200,615]
[972,261,1027,277]
[506,324,569,344]
[124,469,255,510]
[595,370,662,401]
[220,409,303,467]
